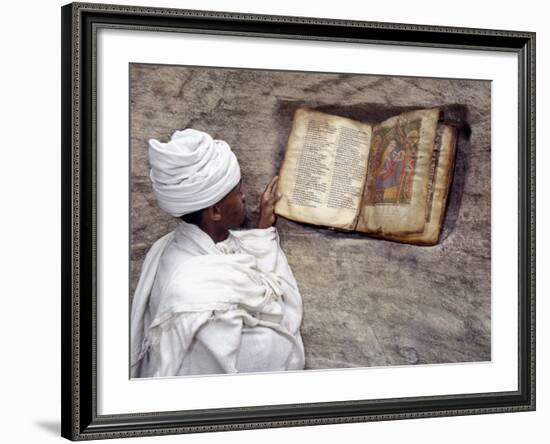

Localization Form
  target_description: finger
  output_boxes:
[271,178,279,195]
[266,176,278,195]
[267,191,283,205]
[263,176,277,194]
[264,184,283,203]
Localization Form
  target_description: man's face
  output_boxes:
[218,179,247,229]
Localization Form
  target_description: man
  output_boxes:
[130,128,305,378]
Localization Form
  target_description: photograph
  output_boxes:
[129,64,491,378]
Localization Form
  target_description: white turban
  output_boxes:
[148,129,241,217]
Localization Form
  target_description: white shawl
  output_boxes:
[130,221,305,377]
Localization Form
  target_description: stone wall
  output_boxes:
[130,64,491,369]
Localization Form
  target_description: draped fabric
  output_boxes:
[130,222,305,377]
[148,129,241,217]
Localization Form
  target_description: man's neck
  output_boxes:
[198,221,229,244]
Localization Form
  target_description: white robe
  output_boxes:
[130,221,305,377]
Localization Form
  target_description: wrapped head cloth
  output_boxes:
[148,129,241,217]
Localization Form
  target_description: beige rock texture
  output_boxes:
[130,64,491,369]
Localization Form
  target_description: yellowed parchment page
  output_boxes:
[382,124,458,245]
[356,108,440,235]
[275,108,372,230]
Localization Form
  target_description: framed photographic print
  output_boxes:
[61,2,536,440]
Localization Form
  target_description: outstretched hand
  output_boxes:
[257,176,282,229]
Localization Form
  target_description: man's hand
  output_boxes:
[257,176,282,229]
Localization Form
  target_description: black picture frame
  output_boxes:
[61,2,536,440]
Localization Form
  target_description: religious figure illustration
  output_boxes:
[368,120,421,205]
[375,139,405,192]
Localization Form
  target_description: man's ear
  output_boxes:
[206,204,223,222]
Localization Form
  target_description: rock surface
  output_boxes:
[130,64,491,369]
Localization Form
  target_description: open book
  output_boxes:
[274,107,458,245]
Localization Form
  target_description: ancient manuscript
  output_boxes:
[275,107,458,245]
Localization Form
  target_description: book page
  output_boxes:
[356,108,440,235]
[275,108,372,230]
[379,124,458,245]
